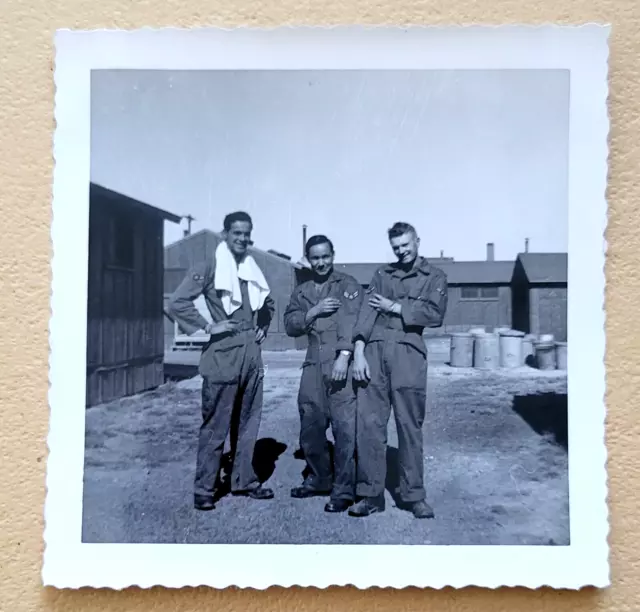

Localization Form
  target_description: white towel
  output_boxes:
[214,241,271,316]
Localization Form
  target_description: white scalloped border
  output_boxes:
[46,24,610,590]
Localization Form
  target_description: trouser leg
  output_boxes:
[355,342,391,499]
[297,363,332,490]
[389,343,428,503]
[229,342,264,492]
[326,363,356,502]
[194,377,237,498]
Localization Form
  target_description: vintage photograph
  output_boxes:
[84,67,571,545]
[46,27,609,589]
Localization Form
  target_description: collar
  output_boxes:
[311,269,342,285]
[385,256,431,277]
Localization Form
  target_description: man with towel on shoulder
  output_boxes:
[168,211,275,511]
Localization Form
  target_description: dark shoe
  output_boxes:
[411,500,435,519]
[291,485,331,499]
[233,485,274,500]
[194,494,216,511]
[324,499,354,513]
[348,497,385,517]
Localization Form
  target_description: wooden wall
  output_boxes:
[86,194,165,407]
[529,286,568,341]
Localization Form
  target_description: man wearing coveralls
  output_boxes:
[283,235,363,513]
[168,211,275,511]
[349,222,448,519]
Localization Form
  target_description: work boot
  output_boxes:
[348,496,385,517]
[233,485,275,500]
[291,484,331,499]
[411,500,435,519]
[194,494,216,511]
[324,499,353,513]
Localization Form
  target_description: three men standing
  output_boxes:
[283,235,363,513]
[168,211,275,511]
[169,215,447,520]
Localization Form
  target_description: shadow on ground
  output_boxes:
[512,392,568,450]
[215,437,287,500]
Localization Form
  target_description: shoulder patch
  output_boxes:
[344,290,359,300]
[192,273,203,282]
[366,285,376,294]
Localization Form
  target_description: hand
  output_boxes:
[255,327,267,345]
[313,297,341,317]
[369,293,397,314]
[331,353,350,382]
[353,352,371,382]
[206,320,240,336]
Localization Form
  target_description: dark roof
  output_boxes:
[516,253,568,284]
[90,182,181,223]
[165,229,303,269]
[335,259,514,285]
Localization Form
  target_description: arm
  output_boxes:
[256,293,275,332]
[167,263,213,335]
[283,288,313,338]
[398,270,448,328]
[352,269,383,344]
[336,278,364,353]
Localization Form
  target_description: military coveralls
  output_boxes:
[168,258,275,500]
[283,271,363,501]
[352,257,448,503]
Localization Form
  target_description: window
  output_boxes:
[460,286,499,300]
[107,215,135,269]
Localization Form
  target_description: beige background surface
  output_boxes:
[0,0,635,609]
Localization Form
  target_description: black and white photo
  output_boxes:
[46,26,610,589]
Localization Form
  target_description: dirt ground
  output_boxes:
[82,351,569,545]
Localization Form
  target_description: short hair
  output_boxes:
[305,234,334,257]
[388,222,417,239]
[223,211,253,232]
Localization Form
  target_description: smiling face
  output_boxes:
[389,231,420,266]
[307,241,335,278]
[224,220,252,259]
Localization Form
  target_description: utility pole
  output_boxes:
[183,214,196,237]
[302,224,308,256]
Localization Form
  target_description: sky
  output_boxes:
[90,69,569,263]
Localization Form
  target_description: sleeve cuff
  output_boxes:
[336,341,353,352]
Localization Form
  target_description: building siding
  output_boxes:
[425,284,512,334]
[531,286,567,341]
[86,192,165,407]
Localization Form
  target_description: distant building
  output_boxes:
[86,183,180,406]
[164,229,303,350]
[164,231,569,353]
[511,253,568,341]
